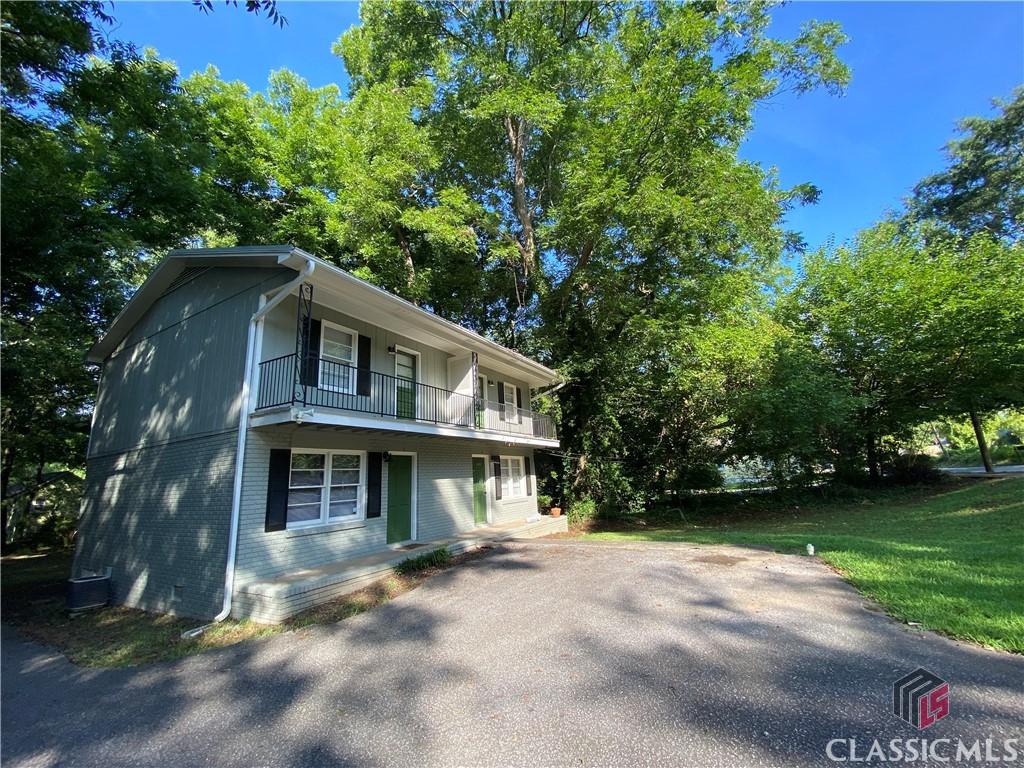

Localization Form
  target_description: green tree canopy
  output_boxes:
[780,221,1024,477]
[334,0,850,504]
[912,88,1023,241]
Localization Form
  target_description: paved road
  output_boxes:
[3,541,1022,767]
[941,464,1024,475]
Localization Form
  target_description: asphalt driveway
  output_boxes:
[3,540,1022,767]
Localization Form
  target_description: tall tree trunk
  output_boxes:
[395,227,418,305]
[504,115,535,277]
[866,432,879,481]
[969,410,994,474]
[1,445,14,554]
[931,424,949,458]
[11,462,44,546]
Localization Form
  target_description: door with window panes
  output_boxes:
[395,350,417,419]
[503,382,517,422]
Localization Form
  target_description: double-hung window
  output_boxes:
[500,456,526,499]
[287,450,365,528]
[319,321,358,394]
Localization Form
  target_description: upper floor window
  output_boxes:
[320,321,358,393]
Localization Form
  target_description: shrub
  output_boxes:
[567,497,597,527]
[885,453,944,485]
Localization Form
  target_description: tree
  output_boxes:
[1,5,218,548]
[192,0,288,27]
[183,67,500,319]
[2,0,853,538]
[729,330,859,485]
[782,222,1024,479]
[910,88,1024,470]
[912,88,1023,242]
[336,0,850,504]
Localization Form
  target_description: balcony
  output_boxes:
[256,353,557,442]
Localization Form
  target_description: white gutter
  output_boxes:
[183,255,315,638]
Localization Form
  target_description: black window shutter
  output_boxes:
[301,318,321,386]
[366,452,382,518]
[265,449,291,532]
[524,456,533,496]
[516,387,523,409]
[356,335,372,396]
[496,381,505,421]
[491,455,502,500]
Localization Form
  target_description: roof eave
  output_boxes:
[87,246,562,388]
[278,249,562,387]
[85,246,296,363]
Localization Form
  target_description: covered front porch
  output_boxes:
[232,515,567,623]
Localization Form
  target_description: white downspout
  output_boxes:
[183,256,315,638]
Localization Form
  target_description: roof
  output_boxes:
[86,246,561,388]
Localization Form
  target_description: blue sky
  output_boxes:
[110,1,1023,253]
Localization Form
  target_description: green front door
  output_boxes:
[395,350,417,419]
[472,456,487,525]
[387,454,414,543]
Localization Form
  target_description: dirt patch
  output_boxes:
[692,554,748,566]
[3,545,499,667]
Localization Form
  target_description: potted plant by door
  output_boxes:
[549,505,562,517]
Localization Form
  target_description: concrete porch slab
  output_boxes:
[232,515,567,623]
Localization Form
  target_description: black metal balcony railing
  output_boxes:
[256,353,557,441]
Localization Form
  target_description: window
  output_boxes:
[319,321,357,393]
[287,451,365,527]
[500,456,526,499]
[503,382,518,421]
[328,454,361,519]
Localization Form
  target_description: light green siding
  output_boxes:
[234,425,538,586]
[76,265,295,619]
[77,259,549,621]
[477,365,531,407]
[75,430,237,618]
[89,267,294,457]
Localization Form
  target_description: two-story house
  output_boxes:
[75,246,564,623]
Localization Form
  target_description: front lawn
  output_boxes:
[934,444,1023,468]
[585,477,1024,653]
[2,546,479,667]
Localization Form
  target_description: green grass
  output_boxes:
[2,544,481,667]
[586,478,1024,653]
[393,546,452,575]
[934,444,1022,468]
